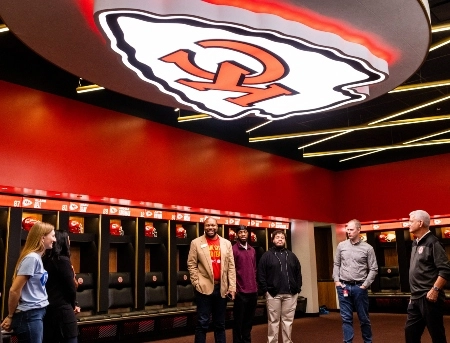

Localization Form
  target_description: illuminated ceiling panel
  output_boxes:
[96,7,388,120]
[0,0,431,122]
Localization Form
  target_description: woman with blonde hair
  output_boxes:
[1,222,56,342]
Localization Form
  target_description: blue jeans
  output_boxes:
[11,307,46,343]
[337,284,372,343]
[195,284,227,343]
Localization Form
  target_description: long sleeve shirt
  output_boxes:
[333,239,378,289]
[232,243,258,294]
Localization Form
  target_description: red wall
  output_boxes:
[335,154,450,223]
[0,81,336,222]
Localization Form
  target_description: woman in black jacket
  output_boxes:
[43,230,78,343]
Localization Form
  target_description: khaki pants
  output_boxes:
[266,293,298,343]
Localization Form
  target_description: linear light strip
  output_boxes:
[367,94,450,125]
[304,139,450,157]
[339,149,385,162]
[300,94,450,150]
[432,23,450,33]
[298,131,352,149]
[339,129,450,162]
[429,36,450,52]
[177,113,211,122]
[246,120,273,133]
[76,84,105,93]
[389,80,450,93]
[402,128,450,144]
[249,114,450,142]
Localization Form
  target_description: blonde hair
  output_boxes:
[13,222,55,279]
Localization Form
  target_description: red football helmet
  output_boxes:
[445,229,450,239]
[110,223,124,236]
[379,233,395,242]
[145,223,157,237]
[176,224,187,238]
[378,234,387,242]
[68,219,83,234]
[228,229,236,241]
[22,217,38,231]
[250,232,257,243]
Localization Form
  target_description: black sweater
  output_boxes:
[257,247,302,297]
[409,232,450,300]
[43,255,77,308]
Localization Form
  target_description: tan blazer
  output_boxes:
[187,235,236,297]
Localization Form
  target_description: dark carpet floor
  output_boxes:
[151,312,450,343]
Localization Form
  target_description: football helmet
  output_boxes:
[145,223,157,237]
[110,223,124,236]
[250,232,257,243]
[378,233,396,242]
[176,224,187,238]
[68,219,83,234]
[228,229,236,241]
[22,217,38,231]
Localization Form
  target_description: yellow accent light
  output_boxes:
[246,120,272,133]
[429,36,450,52]
[301,95,450,149]
[0,24,9,33]
[339,150,384,162]
[76,84,105,93]
[432,23,450,33]
[389,80,450,93]
[298,131,352,150]
[177,113,211,122]
[339,129,450,162]
[402,128,450,145]
[304,139,450,158]
[367,94,450,125]
[249,114,450,142]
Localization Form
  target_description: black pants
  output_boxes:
[233,292,258,343]
[405,296,447,343]
[43,304,78,343]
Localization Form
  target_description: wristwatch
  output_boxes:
[432,286,440,292]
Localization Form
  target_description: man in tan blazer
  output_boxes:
[187,217,236,343]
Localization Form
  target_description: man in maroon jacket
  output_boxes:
[232,226,258,343]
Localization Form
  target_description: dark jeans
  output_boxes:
[232,292,257,343]
[337,284,372,343]
[405,296,447,343]
[195,284,227,343]
[11,307,46,343]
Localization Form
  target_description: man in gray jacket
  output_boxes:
[333,219,378,343]
[405,210,450,343]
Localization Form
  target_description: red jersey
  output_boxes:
[206,236,221,281]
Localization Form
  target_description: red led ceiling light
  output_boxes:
[95,0,389,121]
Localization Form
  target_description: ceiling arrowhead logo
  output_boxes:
[95,5,388,120]
[160,40,298,108]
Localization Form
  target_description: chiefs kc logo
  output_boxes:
[160,40,297,107]
[96,10,387,120]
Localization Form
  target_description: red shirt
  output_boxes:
[206,236,221,281]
